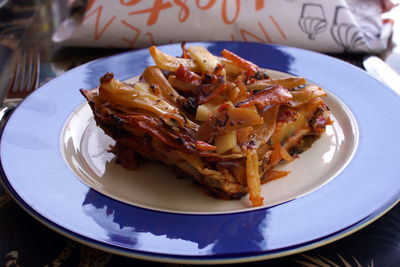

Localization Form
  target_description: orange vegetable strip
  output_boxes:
[198,83,227,104]
[246,77,306,91]
[175,64,202,83]
[221,49,259,76]
[236,85,292,108]
[262,170,291,184]
[195,141,217,151]
[246,149,264,207]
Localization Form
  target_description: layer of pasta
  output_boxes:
[81,45,332,207]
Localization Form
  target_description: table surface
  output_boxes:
[1,1,400,266]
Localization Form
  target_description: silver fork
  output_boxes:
[0,50,40,129]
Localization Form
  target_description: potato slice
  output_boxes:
[289,85,326,107]
[215,130,237,154]
[195,102,221,121]
[149,45,201,72]
[188,46,226,76]
[134,82,152,94]
[99,73,184,125]
[142,66,182,105]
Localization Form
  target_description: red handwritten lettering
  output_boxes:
[258,21,272,43]
[121,19,141,47]
[84,5,116,41]
[240,21,272,44]
[222,0,240,25]
[129,0,173,26]
[173,0,190,22]
[241,28,267,43]
[195,0,216,10]
[86,0,96,12]
[145,32,156,45]
[269,15,286,40]
[120,0,141,6]
[255,0,264,11]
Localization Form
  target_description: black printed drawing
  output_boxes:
[349,3,382,47]
[330,6,366,52]
[298,3,328,40]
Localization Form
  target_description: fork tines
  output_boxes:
[6,50,40,100]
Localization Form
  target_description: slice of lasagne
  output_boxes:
[81,45,332,207]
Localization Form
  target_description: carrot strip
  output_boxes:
[246,149,264,207]
[221,49,259,76]
[262,170,290,184]
[236,85,292,108]
[196,141,217,151]
[198,83,227,104]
